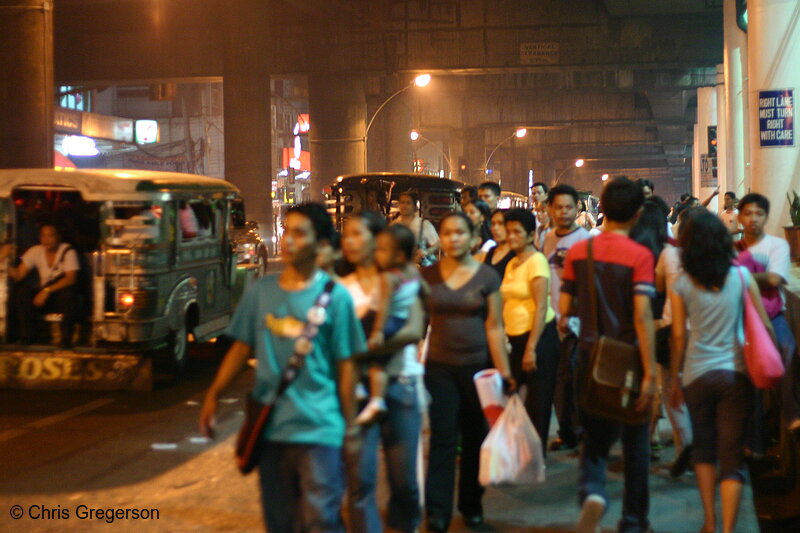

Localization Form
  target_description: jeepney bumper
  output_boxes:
[0,346,153,391]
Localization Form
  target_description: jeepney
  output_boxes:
[0,169,256,389]
[327,172,465,229]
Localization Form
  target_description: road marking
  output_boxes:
[0,398,113,444]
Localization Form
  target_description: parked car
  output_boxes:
[229,199,269,278]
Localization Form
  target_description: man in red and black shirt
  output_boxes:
[559,177,656,533]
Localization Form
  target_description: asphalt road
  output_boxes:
[0,258,763,532]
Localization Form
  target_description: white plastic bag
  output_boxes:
[478,394,546,487]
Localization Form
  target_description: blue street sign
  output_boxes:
[758,89,794,147]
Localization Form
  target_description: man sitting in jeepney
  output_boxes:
[1,223,79,348]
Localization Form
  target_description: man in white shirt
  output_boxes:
[542,184,590,450]
[718,191,742,239]
[6,224,80,347]
[736,193,799,436]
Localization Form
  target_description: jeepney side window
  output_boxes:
[188,200,217,240]
[105,202,163,244]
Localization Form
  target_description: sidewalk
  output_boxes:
[0,405,758,532]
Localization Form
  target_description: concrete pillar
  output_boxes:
[716,64,728,197]
[308,75,366,200]
[222,1,272,239]
[384,89,413,172]
[695,86,719,212]
[723,0,750,196]
[0,0,53,168]
[747,0,800,235]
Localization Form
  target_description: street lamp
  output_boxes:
[364,74,431,169]
[482,127,527,173]
[601,173,609,181]
[410,130,452,178]
[553,158,585,184]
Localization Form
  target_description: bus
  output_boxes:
[327,173,466,228]
[499,191,530,209]
[0,169,258,389]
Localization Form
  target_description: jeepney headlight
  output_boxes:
[119,292,135,307]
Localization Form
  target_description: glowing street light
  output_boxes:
[365,74,432,169]
[413,74,432,87]
[409,130,420,141]
[482,128,528,172]
[601,173,609,181]
[554,158,586,184]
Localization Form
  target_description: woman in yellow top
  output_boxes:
[500,208,561,455]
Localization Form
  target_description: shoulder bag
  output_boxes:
[235,279,336,474]
[578,238,649,425]
[737,269,784,389]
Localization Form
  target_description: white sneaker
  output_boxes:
[354,397,387,425]
[576,494,606,533]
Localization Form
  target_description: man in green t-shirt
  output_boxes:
[200,203,365,533]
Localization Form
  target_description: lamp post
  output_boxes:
[410,130,452,178]
[482,127,527,175]
[364,74,431,169]
[553,158,585,184]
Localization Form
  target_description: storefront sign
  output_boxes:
[135,120,159,144]
[54,107,83,134]
[81,112,134,143]
[520,42,559,65]
[758,89,794,147]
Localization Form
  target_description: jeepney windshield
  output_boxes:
[104,202,164,245]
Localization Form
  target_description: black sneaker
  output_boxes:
[463,513,484,528]
[549,437,576,451]
[669,445,693,478]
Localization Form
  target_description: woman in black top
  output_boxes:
[463,199,492,253]
[477,208,515,279]
[421,212,514,532]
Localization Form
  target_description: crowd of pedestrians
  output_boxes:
[200,177,800,533]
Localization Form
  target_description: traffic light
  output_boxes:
[458,158,467,179]
[707,125,718,178]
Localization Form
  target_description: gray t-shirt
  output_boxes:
[422,263,501,367]
[671,265,748,386]
[542,226,590,320]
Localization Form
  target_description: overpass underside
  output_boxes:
[5,0,723,220]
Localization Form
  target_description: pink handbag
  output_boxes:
[738,269,785,389]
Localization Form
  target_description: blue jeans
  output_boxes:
[258,442,346,533]
[772,313,799,425]
[577,353,650,533]
[346,376,423,533]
